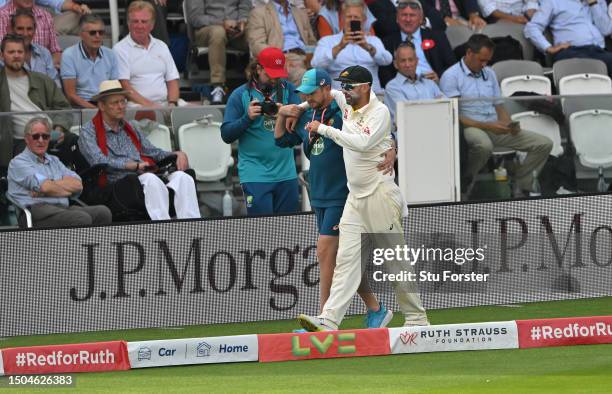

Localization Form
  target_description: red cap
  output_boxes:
[257,47,288,79]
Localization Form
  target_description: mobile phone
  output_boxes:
[350,20,361,32]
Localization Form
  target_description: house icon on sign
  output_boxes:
[197,342,212,357]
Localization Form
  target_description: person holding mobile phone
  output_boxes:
[311,0,392,94]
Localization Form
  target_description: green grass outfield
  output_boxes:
[1,297,611,393]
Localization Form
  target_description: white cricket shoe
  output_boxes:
[297,314,337,332]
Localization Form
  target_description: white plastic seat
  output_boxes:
[177,120,234,181]
[552,58,608,88]
[569,109,612,168]
[171,107,224,133]
[512,111,563,157]
[500,75,552,97]
[445,24,473,49]
[144,124,173,151]
[558,73,612,96]
[69,125,81,136]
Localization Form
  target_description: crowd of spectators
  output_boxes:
[2,0,612,226]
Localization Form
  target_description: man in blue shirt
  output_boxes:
[440,34,553,194]
[384,41,445,124]
[4,9,58,84]
[275,68,396,328]
[8,117,111,228]
[524,0,612,74]
[221,47,301,215]
[61,14,118,108]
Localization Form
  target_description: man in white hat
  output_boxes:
[77,80,200,221]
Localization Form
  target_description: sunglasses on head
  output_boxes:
[30,133,50,141]
[340,82,369,91]
[85,29,104,36]
[397,1,422,9]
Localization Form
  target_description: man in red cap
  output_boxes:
[221,47,302,215]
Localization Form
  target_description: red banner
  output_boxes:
[2,341,130,375]
[516,316,612,348]
[258,328,390,362]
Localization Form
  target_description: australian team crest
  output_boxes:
[311,138,325,155]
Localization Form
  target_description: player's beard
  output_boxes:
[344,90,360,105]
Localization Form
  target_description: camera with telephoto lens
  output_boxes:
[253,84,279,116]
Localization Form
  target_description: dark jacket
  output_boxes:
[0,68,71,167]
[421,0,481,20]
[368,0,446,39]
[379,27,456,87]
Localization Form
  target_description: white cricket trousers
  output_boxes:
[319,180,428,326]
[138,172,200,220]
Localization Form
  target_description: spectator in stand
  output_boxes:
[7,117,112,228]
[440,34,552,195]
[220,48,301,215]
[79,80,200,221]
[113,1,180,108]
[477,0,537,24]
[422,0,486,29]
[384,42,445,124]
[0,34,71,166]
[0,0,62,67]
[61,15,118,109]
[184,0,251,104]
[124,0,169,45]
[247,0,317,85]
[379,0,455,87]
[4,9,58,85]
[316,0,376,38]
[0,0,91,35]
[311,0,392,94]
[525,0,612,74]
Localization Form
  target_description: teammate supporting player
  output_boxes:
[275,68,395,328]
[296,65,429,331]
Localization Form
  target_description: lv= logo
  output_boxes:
[292,333,356,357]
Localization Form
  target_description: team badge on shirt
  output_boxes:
[311,138,325,155]
[263,115,275,131]
[363,126,371,135]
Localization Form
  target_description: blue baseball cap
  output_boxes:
[295,68,331,94]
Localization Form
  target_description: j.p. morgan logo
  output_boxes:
[68,212,612,307]
[69,239,320,312]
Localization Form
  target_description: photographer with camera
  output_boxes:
[221,47,302,215]
[311,0,392,94]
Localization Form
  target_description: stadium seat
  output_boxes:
[512,111,563,157]
[482,22,535,61]
[500,75,552,97]
[143,124,173,151]
[445,24,473,49]
[177,119,234,182]
[58,35,80,50]
[558,73,612,96]
[170,106,224,133]
[552,58,608,89]
[492,60,544,83]
[569,109,612,168]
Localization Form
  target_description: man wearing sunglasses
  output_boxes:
[296,65,429,332]
[61,14,118,109]
[7,117,112,228]
[275,68,397,329]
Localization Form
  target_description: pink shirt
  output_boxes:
[0,2,60,53]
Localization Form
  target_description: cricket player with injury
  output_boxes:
[275,68,397,329]
[295,65,429,331]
